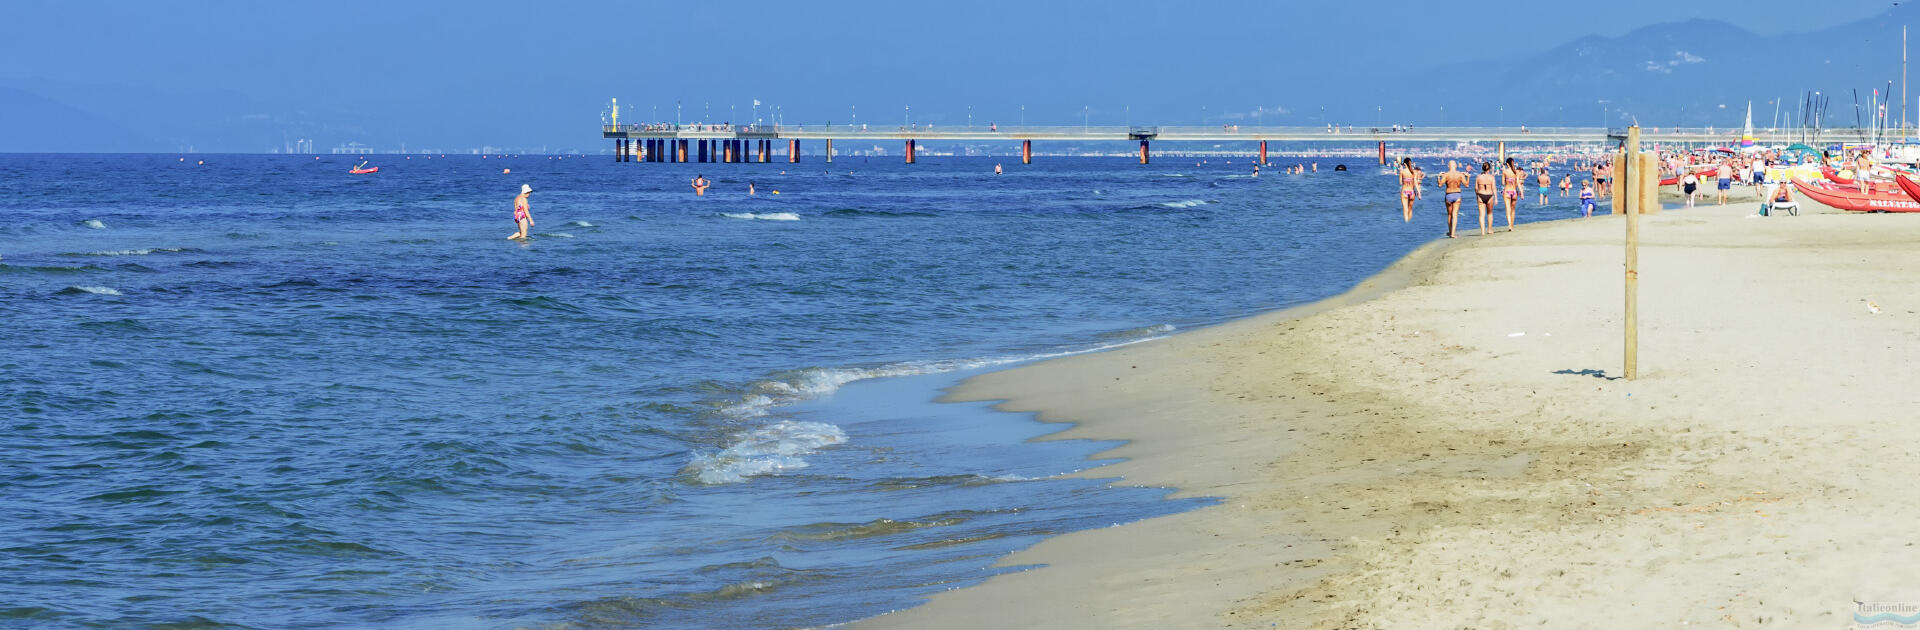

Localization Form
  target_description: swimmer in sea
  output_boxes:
[508,184,533,240]
[691,175,710,196]
[1474,162,1498,236]
[1397,157,1417,222]
[1438,161,1469,238]
[994,163,1003,175]
[748,181,756,196]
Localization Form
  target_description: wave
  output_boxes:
[1159,199,1213,208]
[60,286,123,296]
[537,232,576,238]
[821,208,936,218]
[720,212,800,221]
[567,220,595,227]
[62,247,197,257]
[79,219,106,229]
[0,263,101,274]
[685,421,847,485]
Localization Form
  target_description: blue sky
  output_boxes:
[0,0,1900,151]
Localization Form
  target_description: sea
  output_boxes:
[0,152,1595,628]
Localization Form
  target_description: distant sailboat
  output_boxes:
[1741,102,1755,152]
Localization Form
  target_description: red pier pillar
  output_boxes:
[1378,141,1386,166]
[788,139,799,163]
[905,139,916,164]
[1139,140,1149,165]
[1021,139,1031,164]
[1259,140,1268,165]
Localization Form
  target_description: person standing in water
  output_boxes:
[1579,180,1596,218]
[691,175,711,196]
[508,184,533,240]
[1437,161,1469,238]
[1412,163,1426,200]
[748,181,756,196]
[1535,167,1551,206]
[994,163,1003,175]
[1474,162,1498,236]
[1500,158,1520,232]
[1559,173,1572,197]
[1397,157,1417,222]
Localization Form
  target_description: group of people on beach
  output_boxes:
[1398,157,1598,238]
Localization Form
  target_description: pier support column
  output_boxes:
[677,139,687,163]
[697,140,708,163]
[725,140,735,163]
[825,138,833,163]
[788,139,799,163]
[1379,141,1386,166]
[644,139,655,162]
[1021,140,1031,164]
[905,139,916,164]
[759,139,769,163]
[1139,140,1149,165]
[614,139,623,162]
[1259,140,1268,165]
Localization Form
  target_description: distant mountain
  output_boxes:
[0,86,160,152]
[1354,6,1916,130]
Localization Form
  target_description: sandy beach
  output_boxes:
[855,195,1920,628]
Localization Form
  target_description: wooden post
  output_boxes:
[1636,151,1661,216]
[1624,125,1641,381]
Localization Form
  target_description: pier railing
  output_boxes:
[603,123,1910,146]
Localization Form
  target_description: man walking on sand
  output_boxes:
[1438,161,1469,238]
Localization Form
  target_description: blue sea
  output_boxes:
[0,152,1591,628]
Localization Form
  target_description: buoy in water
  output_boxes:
[503,168,511,174]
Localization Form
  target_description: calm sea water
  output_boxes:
[0,153,1590,628]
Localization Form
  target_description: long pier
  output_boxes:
[599,123,1879,164]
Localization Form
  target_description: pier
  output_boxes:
[600,123,1875,163]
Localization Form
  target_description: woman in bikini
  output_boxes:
[1398,157,1417,222]
[1500,158,1521,232]
[1475,162,1498,236]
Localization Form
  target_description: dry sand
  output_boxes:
[852,196,1920,629]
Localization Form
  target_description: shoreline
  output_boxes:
[855,196,1920,628]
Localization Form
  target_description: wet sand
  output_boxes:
[854,195,1920,628]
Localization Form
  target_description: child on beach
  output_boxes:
[1579,181,1596,218]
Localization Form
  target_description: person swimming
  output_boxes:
[508,184,533,240]
[691,175,711,196]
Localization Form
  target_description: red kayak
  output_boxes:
[1821,166,1855,185]
[349,167,379,174]
[1792,178,1920,212]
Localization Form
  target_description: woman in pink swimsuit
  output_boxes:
[509,184,533,240]
[1398,157,1417,222]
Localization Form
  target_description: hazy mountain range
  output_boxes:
[3,6,1913,153]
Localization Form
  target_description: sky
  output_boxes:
[0,0,1901,151]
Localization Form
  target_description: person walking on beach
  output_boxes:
[1715,162,1732,205]
[1438,161,1468,238]
[691,175,711,196]
[507,184,533,240]
[1590,162,1606,199]
[1474,162,1498,236]
[1500,158,1520,232]
[1413,163,1426,200]
[1398,157,1417,222]
[1682,170,1699,208]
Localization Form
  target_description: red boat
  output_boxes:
[349,167,379,174]
[1791,178,1920,212]
[1820,166,1856,185]
[1894,175,1920,206]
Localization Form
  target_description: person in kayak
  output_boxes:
[508,184,533,240]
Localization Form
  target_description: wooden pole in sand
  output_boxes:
[1624,125,1641,380]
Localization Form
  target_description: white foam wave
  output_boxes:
[80,219,106,229]
[539,232,576,238]
[717,329,1180,420]
[721,212,800,221]
[1160,199,1210,209]
[79,247,186,257]
[67,286,122,295]
[687,421,848,484]
[568,220,595,227]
